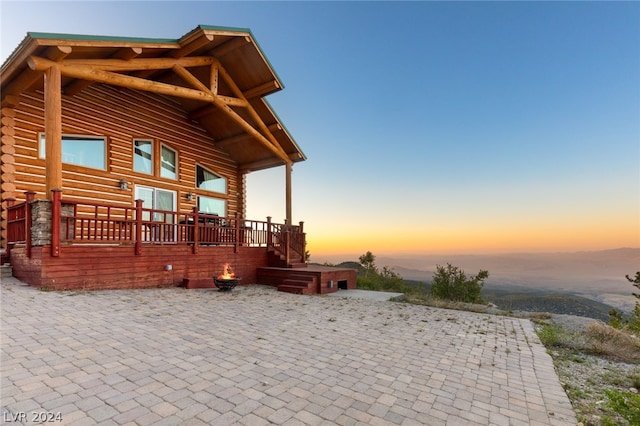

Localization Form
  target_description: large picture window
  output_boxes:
[39,133,106,170]
[196,165,226,193]
[198,195,226,216]
[161,144,177,179]
[133,139,153,174]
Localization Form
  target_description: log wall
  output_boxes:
[2,84,245,249]
[1,103,18,247]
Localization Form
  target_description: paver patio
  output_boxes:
[0,277,576,425]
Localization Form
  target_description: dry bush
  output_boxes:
[585,322,640,363]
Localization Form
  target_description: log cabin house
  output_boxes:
[0,25,356,294]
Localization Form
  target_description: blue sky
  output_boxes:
[2,1,639,261]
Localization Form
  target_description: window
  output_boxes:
[198,195,226,216]
[39,133,106,170]
[133,139,153,174]
[196,165,226,193]
[160,145,177,179]
[135,185,176,241]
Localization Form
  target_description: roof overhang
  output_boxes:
[0,25,306,172]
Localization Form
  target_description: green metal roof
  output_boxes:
[26,31,177,44]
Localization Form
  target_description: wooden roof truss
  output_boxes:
[27,54,292,165]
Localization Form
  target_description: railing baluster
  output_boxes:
[41,198,302,256]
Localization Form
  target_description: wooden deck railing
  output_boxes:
[5,191,35,257]
[59,197,305,260]
[5,192,306,263]
[6,200,27,244]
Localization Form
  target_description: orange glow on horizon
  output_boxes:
[305,218,638,259]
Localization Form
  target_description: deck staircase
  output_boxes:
[267,247,307,269]
[277,274,317,295]
[264,247,312,293]
[256,268,318,295]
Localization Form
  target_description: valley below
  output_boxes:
[334,248,640,320]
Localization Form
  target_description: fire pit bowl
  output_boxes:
[213,277,241,291]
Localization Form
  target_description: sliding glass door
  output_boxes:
[134,186,176,242]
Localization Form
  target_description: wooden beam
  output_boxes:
[210,36,250,58]
[172,64,291,164]
[117,47,144,60]
[244,80,280,99]
[44,65,62,197]
[1,69,43,98]
[214,60,290,161]
[1,46,72,98]
[215,132,249,148]
[55,55,215,71]
[210,62,219,94]
[171,33,215,58]
[217,95,247,107]
[0,95,20,108]
[44,45,73,61]
[64,47,143,95]
[29,56,216,103]
[240,157,285,172]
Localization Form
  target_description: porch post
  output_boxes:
[25,191,35,258]
[50,189,61,257]
[44,65,62,199]
[285,162,292,226]
[134,199,143,255]
[284,224,290,266]
[234,212,240,253]
[266,216,272,247]
[192,207,199,254]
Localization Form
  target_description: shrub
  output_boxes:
[356,251,422,295]
[429,263,488,304]
[605,389,640,425]
[608,271,640,336]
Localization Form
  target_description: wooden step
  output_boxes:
[278,278,314,295]
[281,278,313,286]
[1,264,13,278]
[277,284,311,295]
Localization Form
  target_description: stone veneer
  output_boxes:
[30,200,75,246]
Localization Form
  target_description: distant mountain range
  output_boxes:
[327,248,640,313]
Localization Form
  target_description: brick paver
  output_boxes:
[0,277,576,425]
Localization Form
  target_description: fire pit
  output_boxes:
[214,277,241,291]
[214,263,241,291]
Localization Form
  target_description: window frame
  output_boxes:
[133,138,154,175]
[160,143,178,180]
[197,195,227,217]
[38,132,108,171]
[195,163,227,194]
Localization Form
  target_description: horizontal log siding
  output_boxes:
[1,106,17,245]
[7,86,242,216]
[9,244,267,290]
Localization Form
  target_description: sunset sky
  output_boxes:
[2,1,638,261]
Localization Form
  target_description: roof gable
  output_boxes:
[1,25,305,172]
